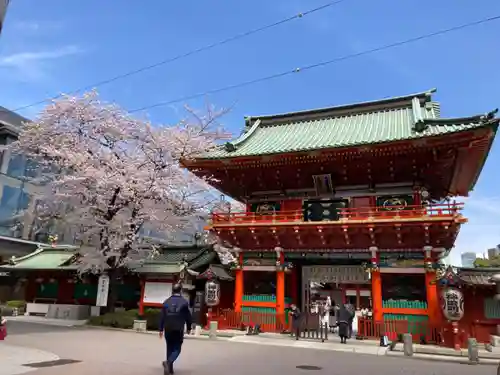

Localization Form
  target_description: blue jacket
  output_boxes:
[159,294,192,332]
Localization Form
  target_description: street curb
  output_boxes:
[81,325,234,340]
[386,350,500,366]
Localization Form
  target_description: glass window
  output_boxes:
[25,159,39,178]
[0,185,20,212]
[7,155,26,178]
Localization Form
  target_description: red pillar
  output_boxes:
[371,251,383,321]
[234,253,244,312]
[139,279,145,316]
[276,252,285,315]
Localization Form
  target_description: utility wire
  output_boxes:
[9,0,347,114]
[128,14,500,114]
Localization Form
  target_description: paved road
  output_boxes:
[4,322,497,375]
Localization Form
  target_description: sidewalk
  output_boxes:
[387,342,500,365]
[228,335,387,355]
[5,316,87,327]
[0,343,59,375]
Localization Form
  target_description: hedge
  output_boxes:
[6,300,26,309]
[88,308,162,330]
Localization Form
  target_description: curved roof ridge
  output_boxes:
[247,88,437,123]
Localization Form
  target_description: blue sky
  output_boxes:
[1,0,499,265]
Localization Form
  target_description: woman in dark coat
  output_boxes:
[290,304,301,337]
[336,304,353,344]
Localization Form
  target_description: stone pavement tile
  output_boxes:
[0,364,37,375]
[5,328,498,375]
[0,343,60,365]
[0,343,59,375]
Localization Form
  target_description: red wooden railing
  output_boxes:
[357,317,443,344]
[211,203,463,225]
[208,309,289,332]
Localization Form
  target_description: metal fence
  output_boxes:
[292,312,329,342]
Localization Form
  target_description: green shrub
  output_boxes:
[144,308,161,331]
[6,300,26,309]
[87,311,134,329]
[87,308,161,331]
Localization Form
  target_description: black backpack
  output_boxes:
[164,298,185,331]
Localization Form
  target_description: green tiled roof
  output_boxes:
[134,263,184,274]
[0,245,221,275]
[189,251,217,270]
[145,246,212,264]
[198,90,498,159]
[1,248,76,270]
[196,264,233,281]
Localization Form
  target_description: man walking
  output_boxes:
[159,284,192,374]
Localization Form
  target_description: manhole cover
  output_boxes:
[296,365,322,371]
[24,359,81,368]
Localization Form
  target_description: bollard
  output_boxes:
[194,325,202,336]
[467,338,479,365]
[209,321,218,340]
[403,333,413,356]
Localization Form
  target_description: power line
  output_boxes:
[9,0,347,114]
[128,14,500,114]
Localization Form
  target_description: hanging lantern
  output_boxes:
[48,234,58,247]
[204,280,220,307]
[441,287,464,321]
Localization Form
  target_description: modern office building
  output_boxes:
[461,252,477,268]
[0,0,10,35]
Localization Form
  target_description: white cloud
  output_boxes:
[12,21,41,32]
[11,20,63,34]
[0,45,83,81]
[450,195,500,265]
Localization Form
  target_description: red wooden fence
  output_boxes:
[357,317,443,344]
[208,309,289,332]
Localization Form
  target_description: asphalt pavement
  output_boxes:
[2,322,497,375]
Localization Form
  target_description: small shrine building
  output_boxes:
[0,244,232,322]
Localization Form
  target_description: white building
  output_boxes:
[461,252,477,268]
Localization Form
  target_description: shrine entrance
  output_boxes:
[301,265,371,313]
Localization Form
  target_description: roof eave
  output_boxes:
[467,119,499,192]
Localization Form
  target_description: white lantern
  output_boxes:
[204,280,220,307]
[441,287,464,321]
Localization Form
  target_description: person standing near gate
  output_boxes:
[336,303,354,344]
[290,304,301,337]
[159,284,192,374]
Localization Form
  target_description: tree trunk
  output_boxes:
[105,268,120,313]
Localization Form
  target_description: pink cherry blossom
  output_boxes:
[11,90,240,274]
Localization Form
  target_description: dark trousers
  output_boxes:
[165,330,184,363]
[348,321,353,338]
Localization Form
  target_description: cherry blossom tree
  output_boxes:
[11,90,236,310]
